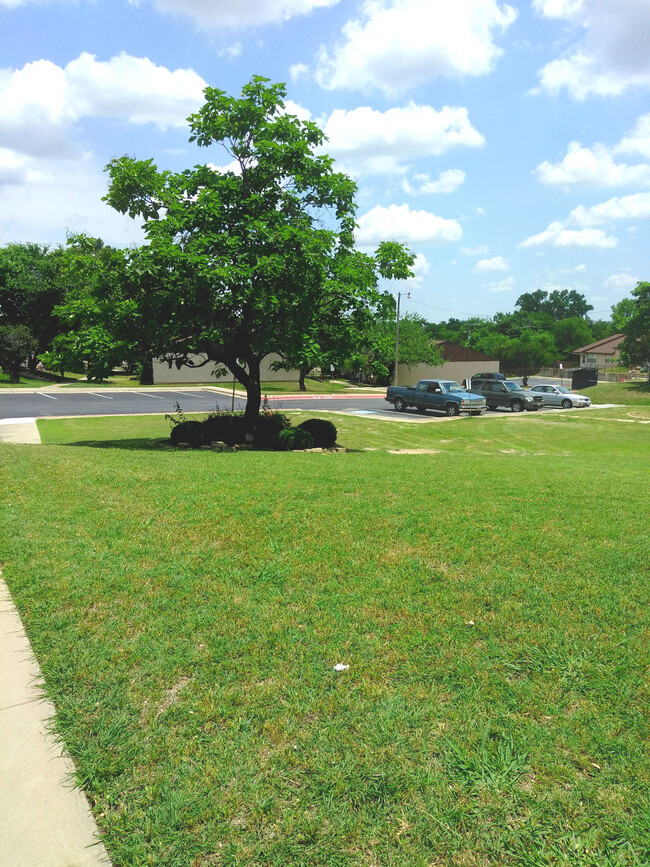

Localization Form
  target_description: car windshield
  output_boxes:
[441,381,463,393]
[504,382,523,392]
[556,386,570,393]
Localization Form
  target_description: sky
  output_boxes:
[1,0,649,323]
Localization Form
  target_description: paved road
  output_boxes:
[0,376,575,422]
[0,387,403,421]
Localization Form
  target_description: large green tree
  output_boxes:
[103,77,412,422]
[44,236,158,383]
[620,282,650,377]
[0,242,65,370]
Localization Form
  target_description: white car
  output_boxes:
[528,384,591,408]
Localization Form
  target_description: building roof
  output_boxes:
[435,340,497,362]
[573,334,626,355]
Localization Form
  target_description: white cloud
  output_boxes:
[290,63,310,82]
[219,42,243,59]
[520,190,650,249]
[519,220,617,248]
[615,113,650,159]
[355,203,462,245]
[321,103,483,175]
[474,256,508,272]
[0,54,206,159]
[461,244,489,255]
[144,0,340,28]
[66,53,206,129]
[603,271,638,291]
[568,192,650,226]
[0,156,146,247]
[487,277,515,292]
[534,0,650,99]
[536,141,650,188]
[402,169,466,195]
[314,0,517,95]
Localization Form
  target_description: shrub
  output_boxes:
[297,418,338,448]
[203,412,247,445]
[170,420,205,448]
[253,412,292,449]
[275,427,314,451]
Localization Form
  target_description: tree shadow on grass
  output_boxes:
[62,438,173,451]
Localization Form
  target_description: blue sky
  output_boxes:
[1,0,649,321]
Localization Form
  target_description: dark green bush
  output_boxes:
[275,427,314,451]
[297,418,338,448]
[253,412,292,449]
[203,412,247,445]
[170,420,205,448]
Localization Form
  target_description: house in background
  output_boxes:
[572,334,626,370]
[395,341,500,385]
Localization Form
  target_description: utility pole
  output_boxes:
[394,291,411,386]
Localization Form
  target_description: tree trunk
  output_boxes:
[243,357,262,429]
[139,354,154,385]
[298,366,309,391]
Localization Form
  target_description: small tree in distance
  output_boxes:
[103,76,414,424]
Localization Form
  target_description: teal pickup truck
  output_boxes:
[385,380,487,416]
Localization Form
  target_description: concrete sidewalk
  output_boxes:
[0,418,42,444]
[0,575,111,866]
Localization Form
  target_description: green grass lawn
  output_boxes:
[2,409,649,866]
[581,379,650,406]
[0,371,53,388]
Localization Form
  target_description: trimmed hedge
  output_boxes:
[203,412,247,445]
[275,427,314,451]
[169,412,338,451]
[297,418,337,448]
[169,420,205,448]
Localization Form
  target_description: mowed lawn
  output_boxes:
[1,408,649,866]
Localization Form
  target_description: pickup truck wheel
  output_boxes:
[394,396,406,412]
[511,400,524,413]
[445,403,460,417]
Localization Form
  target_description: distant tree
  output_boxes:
[620,282,650,377]
[0,324,37,383]
[347,312,443,383]
[0,243,65,369]
[516,289,593,320]
[45,235,157,383]
[103,77,412,423]
[552,317,594,358]
[501,331,556,385]
[611,297,636,333]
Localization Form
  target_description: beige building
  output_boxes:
[572,334,625,369]
[395,341,500,385]
[153,353,299,385]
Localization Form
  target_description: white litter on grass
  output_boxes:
[465,620,475,626]
[333,663,350,671]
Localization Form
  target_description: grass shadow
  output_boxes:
[62,438,172,451]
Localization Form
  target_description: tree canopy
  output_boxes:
[0,242,65,372]
[620,282,650,376]
[102,76,413,420]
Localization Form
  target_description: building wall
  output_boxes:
[153,353,300,384]
[579,349,621,368]
[395,359,500,385]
